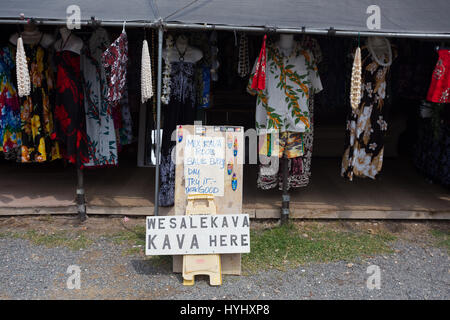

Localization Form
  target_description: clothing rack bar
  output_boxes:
[1,18,450,39]
[0,18,155,28]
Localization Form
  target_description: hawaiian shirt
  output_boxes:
[102,31,128,102]
[248,41,322,134]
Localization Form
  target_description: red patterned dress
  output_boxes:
[53,49,89,168]
[102,31,129,151]
[427,49,450,103]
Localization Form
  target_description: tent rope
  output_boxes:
[149,0,161,20]
[164,0,201,21]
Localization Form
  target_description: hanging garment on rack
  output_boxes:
[257,94,316,190]
[0,45,21,160]
[196,65,210,109]
[19,38,61,163]
[102,31,128,103]
[247,40,322,134]
[427,49,450,103]
[54,49,89,168]
[341,46,397,181]
[294,37,322,188]
[15,37,31,98]
[414,105,450,187]
[141,39,153,104]
[291,93,316,188]
[256,38,322,190]
[109,86,133,152]
[118,85,133,146]
[81,28,118,167]
[159,61,197,207]
[111,99,123,151]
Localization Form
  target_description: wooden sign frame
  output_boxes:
[173,124,244,275]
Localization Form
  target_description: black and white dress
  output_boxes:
[159,61,196,206]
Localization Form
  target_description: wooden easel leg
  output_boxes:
[209,255,222,286]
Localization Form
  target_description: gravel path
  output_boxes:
[0,236,448,300]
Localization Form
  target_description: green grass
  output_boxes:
[108,225,146,256]
[242,222,396,274]
[0,221,401,274]
[109,225,146,246]
[108,225,172,267]
[0,230,92,250]
[430,229,450,253]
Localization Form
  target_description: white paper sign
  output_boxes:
[145,214,250,255]
[184,135,225,196]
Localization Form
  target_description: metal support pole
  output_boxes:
[281,156,290,224]
[154,26,163,216]
[77,168,86,222]
[1,18,450,39]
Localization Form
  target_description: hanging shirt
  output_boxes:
[248,41,322,134]
[102,31,128,102]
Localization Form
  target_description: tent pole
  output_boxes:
[77,168,86,222]
[281,156,290,224]
[154,26,163,216]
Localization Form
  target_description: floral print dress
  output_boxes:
[427,49,450,103]
[341,46,396,181]
[53,45,89,168]
[81,28,118,167]
[0,45,21,160]
[102,31,128,103]
[19,39,61,163]
[102,31,132,151]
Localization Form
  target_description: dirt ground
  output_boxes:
[0,215,449,300]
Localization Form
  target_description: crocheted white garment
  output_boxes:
[237,33,249,77]
[16,37,31,97]
[350,47,362,110]
[141,40,153,103]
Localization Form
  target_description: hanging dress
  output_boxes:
[0,45,21,160]
[19,36,61,163]
[427,49,450,103]
[341,45,396,181]
[53,35,89,168]
[159,61,197,207]
[102,31,130,152]
[118,85,133,146]
[81,28,118,167]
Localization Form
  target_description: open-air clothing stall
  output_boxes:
[0,0,449,220]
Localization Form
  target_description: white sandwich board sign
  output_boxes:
[145,214,250,255]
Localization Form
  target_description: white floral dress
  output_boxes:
[82,28,118,167]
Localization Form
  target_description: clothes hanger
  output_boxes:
[122,20,126,33]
